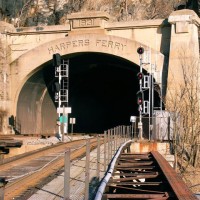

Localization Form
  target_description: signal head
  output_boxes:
[136,91,143,105]
[53,53,61,67]
[137,72,143,80]
[137,47,144,55]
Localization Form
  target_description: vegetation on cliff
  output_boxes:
[0,0,198,27]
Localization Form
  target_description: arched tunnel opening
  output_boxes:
[17,52,162,136]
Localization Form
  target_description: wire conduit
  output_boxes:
[94,140,132,200]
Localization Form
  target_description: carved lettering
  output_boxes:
[96,39,126,51]
[80,19,86,26]
[48,46,54,54]
[85,39,90,46]
[60,43,66,50]
[66,42,71,48]
[96,40,101,46]
[47,39,126,54]
[48,39,90,54]
[87,19,93,26]
[72,40,77,47]
[108,41,113,48]
[115,42,120,50]
[102,40,107,47]
[78,40,83,46]
[79,19,94,27]
[54,45,60,51]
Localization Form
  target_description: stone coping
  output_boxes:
[67,11,110,20]
[105,19,169,29]
[169,9,200,26]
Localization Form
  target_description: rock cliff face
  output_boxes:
[0,0,198,27]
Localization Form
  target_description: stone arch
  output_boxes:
[10,33,164,112]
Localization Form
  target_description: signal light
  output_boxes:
[137,47,144,55]
[138,97,143,105]
[137,72,143,80]
[55,93,59,100]
[53,53,61,67]
[55,82,61,92]
[52,82,61,92]
[137,91,143,105]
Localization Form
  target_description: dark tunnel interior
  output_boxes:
[17,52,162,135]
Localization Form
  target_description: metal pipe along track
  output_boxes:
[97,144,197,200]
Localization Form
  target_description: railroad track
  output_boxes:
[0,138,102,200]
[99,146,197,200]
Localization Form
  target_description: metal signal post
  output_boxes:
[53,53,71,142]
[137,47,144,140]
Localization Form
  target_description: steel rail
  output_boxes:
[151,151,197,200]
[0,139,87,168]
[97,146,197,200]
[3,138,102,200]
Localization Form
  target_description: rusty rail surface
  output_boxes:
[102,149,197,200]
[0,138,101,200]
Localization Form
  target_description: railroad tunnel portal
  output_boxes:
[16,52,162,135]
